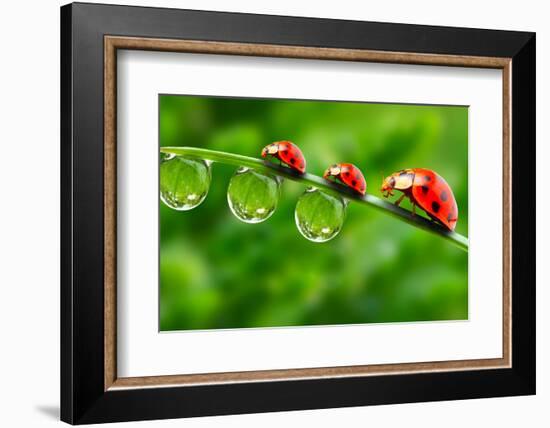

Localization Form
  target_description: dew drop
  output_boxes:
[160,155,211,211]
[294,188,347,243]
[227,167,281,223]
[160,152,175,162]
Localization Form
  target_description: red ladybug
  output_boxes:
[323,163,367,195]
[261,141,306,173]
[381,168,458,231]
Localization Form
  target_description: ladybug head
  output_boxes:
[261,143,279,158]
[323,164,341,179]
[380,175,396,197]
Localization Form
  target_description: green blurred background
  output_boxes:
[159,95,468,331]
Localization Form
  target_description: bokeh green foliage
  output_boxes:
[159,95,468,331]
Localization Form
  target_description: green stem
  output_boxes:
[161,146,469,252]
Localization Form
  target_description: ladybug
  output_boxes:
[323,163,367,195]
[261,141,306,173]
[380,168,458,231]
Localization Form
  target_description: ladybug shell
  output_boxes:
[410,168,458,231]
[330,163,367,195]
[262,141,306,173]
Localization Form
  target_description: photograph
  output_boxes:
[158,94,468,331]
[55,2,537,424]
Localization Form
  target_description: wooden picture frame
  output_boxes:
[61,2,535,424]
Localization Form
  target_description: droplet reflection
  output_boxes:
[227,167,281,223]
[160,155,211,211]
[295,188,347,242]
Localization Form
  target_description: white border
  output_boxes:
[117,50,502,377]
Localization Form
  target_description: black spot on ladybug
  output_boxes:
[352,180,357,186]
[447,213,453,221]
[440,190,448,202]
[432,201,441,213]
[290,158,296,165]
[421,185,429,194]
[424,175,431,182]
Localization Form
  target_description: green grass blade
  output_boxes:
[160,146,469,252]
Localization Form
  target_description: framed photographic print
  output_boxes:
[60,2,535,424]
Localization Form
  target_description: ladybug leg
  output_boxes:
[411,202,417,216]
[394,193,406,207]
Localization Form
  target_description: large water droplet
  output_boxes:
[227,167,281,223]
[160,155,211,211]
[295,188,347,242]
